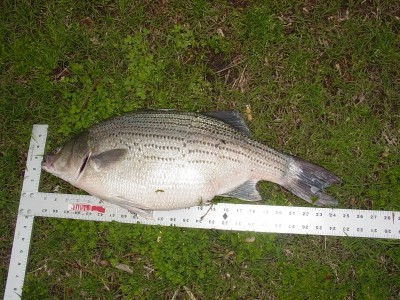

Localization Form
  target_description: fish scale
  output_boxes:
[92,118,220,207]
[42,110,341,218]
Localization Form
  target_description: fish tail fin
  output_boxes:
[282,156,341,206]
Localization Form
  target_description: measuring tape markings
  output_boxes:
[5,125,48,299]
[15,125,400,240]
[19,192,400,239]
[5,215,34,299]
[22,127,48,192]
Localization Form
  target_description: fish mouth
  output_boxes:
[41,153,54,172]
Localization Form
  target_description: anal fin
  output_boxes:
[219,180,261,201]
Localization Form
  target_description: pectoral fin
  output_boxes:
[90,149,128,171]
[219,180,261,201]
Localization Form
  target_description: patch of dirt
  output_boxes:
[227,0,251,9]
[206,52,230,72]
[51,62,71,81]
[204,51,242,86]
[79,16,93,28]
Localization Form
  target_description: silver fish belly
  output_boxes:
[42,110,341,218]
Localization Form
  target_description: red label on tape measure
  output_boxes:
[69,203,106,213]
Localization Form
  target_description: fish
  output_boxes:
[42,110,341,219]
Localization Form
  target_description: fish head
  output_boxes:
[42,131,91,184]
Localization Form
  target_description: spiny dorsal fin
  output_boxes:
[203,111,251,137]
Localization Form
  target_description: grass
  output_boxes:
[1,0,399,298]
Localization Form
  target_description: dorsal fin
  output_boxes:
[203,111,251,136]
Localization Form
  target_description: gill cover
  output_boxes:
[42,130,91,183]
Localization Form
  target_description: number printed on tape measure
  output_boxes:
[20,189,400,239]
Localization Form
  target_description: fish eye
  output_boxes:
[53,146,62,154]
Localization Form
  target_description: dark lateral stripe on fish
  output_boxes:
[109,112,244,136]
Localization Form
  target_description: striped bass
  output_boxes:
[42,110,341,218]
